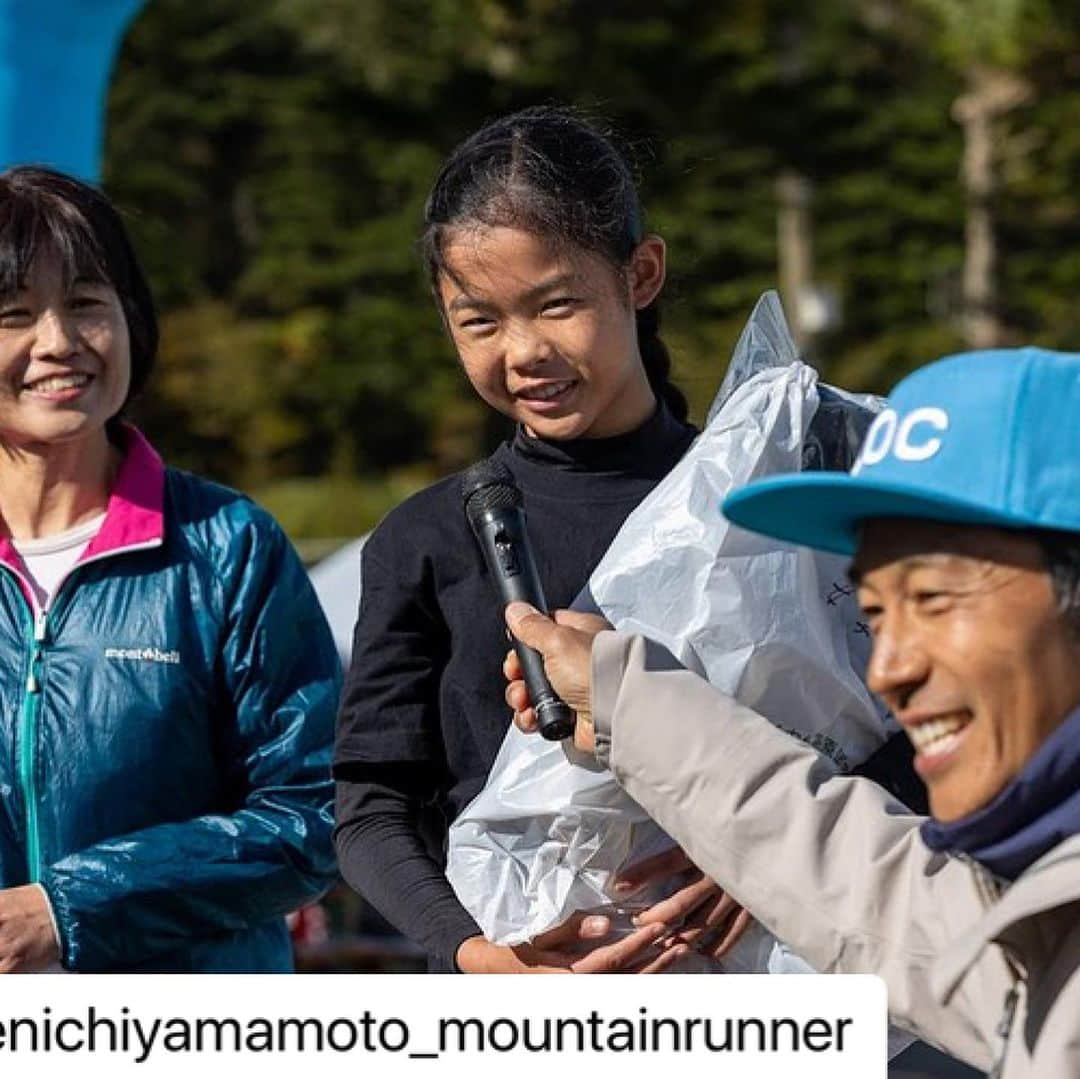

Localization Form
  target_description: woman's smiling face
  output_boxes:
[0,247,131,450]
[437,226,663,441]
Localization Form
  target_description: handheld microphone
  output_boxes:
[462,461,576,741]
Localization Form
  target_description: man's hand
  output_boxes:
[456,913,687,974]
[0,885,60,973]
[504,603,607,753]
[616,848,755,961]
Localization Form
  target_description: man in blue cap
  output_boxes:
[504,347,1080,1078]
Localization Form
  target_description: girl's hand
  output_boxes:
[455,913,685,974]
[616,847,755,961]
[0,885,61,973]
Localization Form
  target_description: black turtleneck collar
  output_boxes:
[508,401,696,481]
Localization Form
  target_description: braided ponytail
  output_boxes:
[635,300,688,422]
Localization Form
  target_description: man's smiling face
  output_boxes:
[853,519,1080,822]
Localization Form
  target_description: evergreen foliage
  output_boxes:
[103,1,1080,537]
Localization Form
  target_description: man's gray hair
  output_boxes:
[1038,529,1080,636]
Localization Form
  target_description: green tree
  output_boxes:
[908,0,1060,347]
[103,0,1080,538]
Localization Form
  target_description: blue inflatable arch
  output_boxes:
[0,0,147,180]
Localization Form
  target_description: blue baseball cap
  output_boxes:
[722,348,1080,555]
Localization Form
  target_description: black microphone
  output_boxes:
[462,461,576,741]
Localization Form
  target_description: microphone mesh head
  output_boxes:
[462,460,522,524]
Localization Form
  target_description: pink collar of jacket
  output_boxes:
[82,426,166,558]
[0,426,166,599]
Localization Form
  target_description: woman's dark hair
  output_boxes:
[422,106,688,422]
[0,166,158,431]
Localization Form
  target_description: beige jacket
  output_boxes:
[592,632,1080,1079]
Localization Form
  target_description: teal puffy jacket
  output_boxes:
[0,430,339,971]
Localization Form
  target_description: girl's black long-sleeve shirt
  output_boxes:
[333,404,697,969]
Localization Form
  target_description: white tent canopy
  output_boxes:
[308,536,367,664]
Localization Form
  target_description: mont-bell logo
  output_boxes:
[104,646,181,665]
[852,406,950,476]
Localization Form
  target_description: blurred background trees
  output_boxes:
[103,0,1080,542]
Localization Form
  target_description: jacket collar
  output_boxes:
[933,833,1080,1003]
[0,426,165,602]
[80,425,166,558]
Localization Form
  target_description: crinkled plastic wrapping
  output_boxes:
[447,292,896,962]
[587,296,893,772]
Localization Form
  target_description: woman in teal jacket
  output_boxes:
[0,167,339,972]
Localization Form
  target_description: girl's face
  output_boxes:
[437,226,664,440]
[0,247,131,451]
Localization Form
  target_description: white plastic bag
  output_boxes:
[448,292,896,958]
[586,293,893,772]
